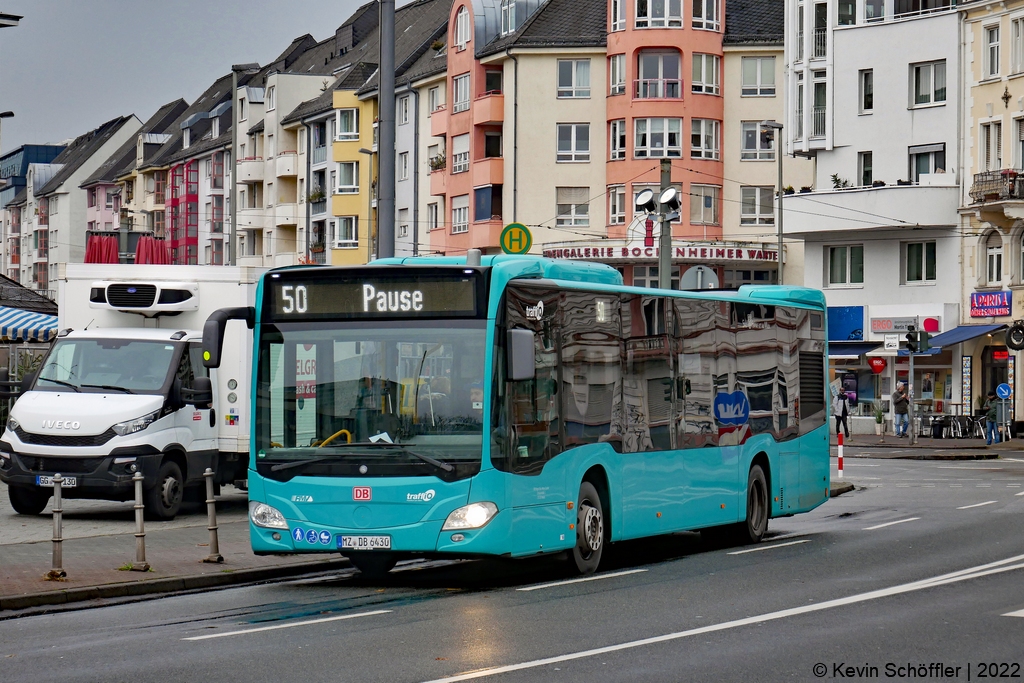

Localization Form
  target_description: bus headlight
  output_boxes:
[249,501,288,529]
[111,410,160,437]
[442,502,498,530]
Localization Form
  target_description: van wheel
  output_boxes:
[8,485,50,515]
[144,461,184,520]
[737,465,769,544]
[347,552,397,578]
[572,481,604,575]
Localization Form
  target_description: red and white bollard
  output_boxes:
[837,433,844,480]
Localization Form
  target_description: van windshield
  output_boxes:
[35,339,178,393]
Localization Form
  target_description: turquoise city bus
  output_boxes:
[202,255,830,576]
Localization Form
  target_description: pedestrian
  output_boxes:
[984,390,1001,446]
[832,390,851,438]
[892,381,910,437]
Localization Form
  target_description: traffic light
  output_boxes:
[905,325,918,353]
[919,330,931,353]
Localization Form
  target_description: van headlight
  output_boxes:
[442,502,498,530]
[249,501,289,529]
[6,417,19,432]
[111,410,160,436]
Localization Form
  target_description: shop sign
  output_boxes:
[869,317,917,334]
[869,358,887,374]
[970,291,1011,317]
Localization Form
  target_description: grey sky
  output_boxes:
[0,0,370,154]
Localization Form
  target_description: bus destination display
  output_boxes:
[269,275,479,319]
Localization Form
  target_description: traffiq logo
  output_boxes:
[525,301,544,321]
[407,489,436,502]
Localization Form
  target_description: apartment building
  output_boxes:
[1,145,65,280]
[411,38,450,252]
[784,0,961,417]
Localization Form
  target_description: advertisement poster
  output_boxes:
[842,372,858,405]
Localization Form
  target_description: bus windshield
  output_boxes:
[35,339,178,394]
[255,319,487,476]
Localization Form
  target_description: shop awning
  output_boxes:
[0,305,56,342]
[828,342,881,359]
[867,346,943,358]
[926,324,1006,348]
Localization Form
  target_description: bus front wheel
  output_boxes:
[738,464,769,544]
[348,552,398,578]
[572,481,604,574]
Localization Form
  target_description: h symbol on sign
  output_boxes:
[507,230,524,251]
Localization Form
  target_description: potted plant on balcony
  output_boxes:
[799,186,813,193]
[872,180,886,187]
[783,185,795,195]
[831,173,851,190]
[896,179,913,186]
[429,154,446,172]
[307,188,325,203]
[310,241,326,253]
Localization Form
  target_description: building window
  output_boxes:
[636,51,681,98]
[452,195,469,233]
[336,109,359,140]
[238,97,247,122]
[452,134,470,173]
[610,119,627,160]
[982,121,1003,171]
[692,0,721,30]
[866,0,884,20]
[903,241,938,283]
[692,54,720,95]
[1016,119,1024,169]
[212,195,224,233]
[909,143,945,181]
[87,188,96,208]
[912,60,946,106]
[485,70,502,93]
[266,86,276,111]
[741,121,775,161]
[428,86,442,114]
[634,118,682,158]
[985,233,1002,285]
[398,151,409,180]
[611,0,625,31]
[485,132,502,157]
[740,187,774,225]
[337,161,359,193]
[1013,18,1024,74]
[104,191,113,209]
[427,202,440,230]
[453,73,470,112]
[398,208,410,239]
[690,119,720,160]
[557,59,591,98]
[557,124,590,162]
[455,6,470,49]
[827,245,864,285]
[398,96,410,125]
[987,25,1001,78]
[556,187,590,226]
[740,56,775,97]
[635,0,682,28]
[859,151,873,186]
[609,185,626,224]
[859,69,873,113]
[690,184,719,224]
[500,0,516,35]
[609,54,626,95]
[336,216,358,247]
[837,0,855,25]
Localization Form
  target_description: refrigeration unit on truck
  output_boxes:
[0,264,262,519]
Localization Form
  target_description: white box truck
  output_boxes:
[0,264,261,519]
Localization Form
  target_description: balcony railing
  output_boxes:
[312,145,327,165]
[812,105,826,138]
[309,245,327,264]
[634,79,682,99]
[310,199,327,215]
[813,27,827,58]
[970,169,1024,203]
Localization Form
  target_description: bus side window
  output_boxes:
[674,298,719,449]
[561,292,621,451]
[620,294,672,453]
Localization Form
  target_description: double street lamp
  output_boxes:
[760,120,785,284]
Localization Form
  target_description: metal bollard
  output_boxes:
[131,471,150,572]
[202,468,223,563]
[837,433,844,480]
[45,473,66,580]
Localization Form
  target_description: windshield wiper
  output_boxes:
[38,378,80,392]
[80,383,134,394]
[335,442,455,473]
[269,456,332,473]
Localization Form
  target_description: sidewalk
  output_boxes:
[829,433,1024,453]
[0,518,346,613]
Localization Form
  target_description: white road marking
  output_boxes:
[977,484,993,488]
[1017,490,1024,496]
[1008,484,1022,487]
[1000,458,1024,463]
[764,533,810,542]
[844,464,881,467]
[1003,608,1024,618]
[516,568,648,592]
[863,517,920,530]
[939,466,1003,470]
[421,556,1024,683]
[728,539,810,555]
[957,500,998,510]
[182,609,390,641]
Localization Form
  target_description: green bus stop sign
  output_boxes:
[500,223,533,255]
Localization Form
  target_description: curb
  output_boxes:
[0,558,350,614]
[830,481,855,497]
[841,451,1001,461]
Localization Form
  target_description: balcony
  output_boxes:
[275,152,298,178]
[473,93,504,126]
[238,207,268,231]
[237,158,264,183]
[782,181,958,237]
[812,27,827,58]
[311,145,327,165]
[634,79,682,99]
[970,170,1024,203]
[275,202,298,226]
[431,104,448,138]
[472,156,503,187]
[310,199,327,216]
[430,168,447,196]
[812,105,826,138]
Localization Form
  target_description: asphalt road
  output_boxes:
[2,457,1024,683]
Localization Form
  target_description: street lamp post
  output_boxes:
[760,120,785,284]
[359,148,375,261]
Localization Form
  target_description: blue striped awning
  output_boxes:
[0,305,57,342]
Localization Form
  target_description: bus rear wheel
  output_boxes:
[348,552,398,578]
[572,481,604,575]
[737,464,768,544]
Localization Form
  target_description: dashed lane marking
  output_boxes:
[516,568,648,592]
[957,500,998,510]
[863,518,920,531]
[728,539,811,555]
[182,609,391,641]
[1003,608,1024,617]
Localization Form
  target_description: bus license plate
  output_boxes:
[339,535,391,550]
[37,475,76,488]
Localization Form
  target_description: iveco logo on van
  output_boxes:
[407,489,435,502]
[43,420,80,430]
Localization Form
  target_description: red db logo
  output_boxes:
[353,487,372,501]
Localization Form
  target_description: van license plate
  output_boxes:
[339,535,391,550]
[37,475,76,488]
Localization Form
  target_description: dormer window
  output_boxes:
[455,6,470,49]
[500,0,516,36]
[212,117,220,138]
[183,128,191,149]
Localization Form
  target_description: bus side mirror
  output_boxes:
[203,306,254,369]
[182,376,213,409]
[507,329,536,382]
